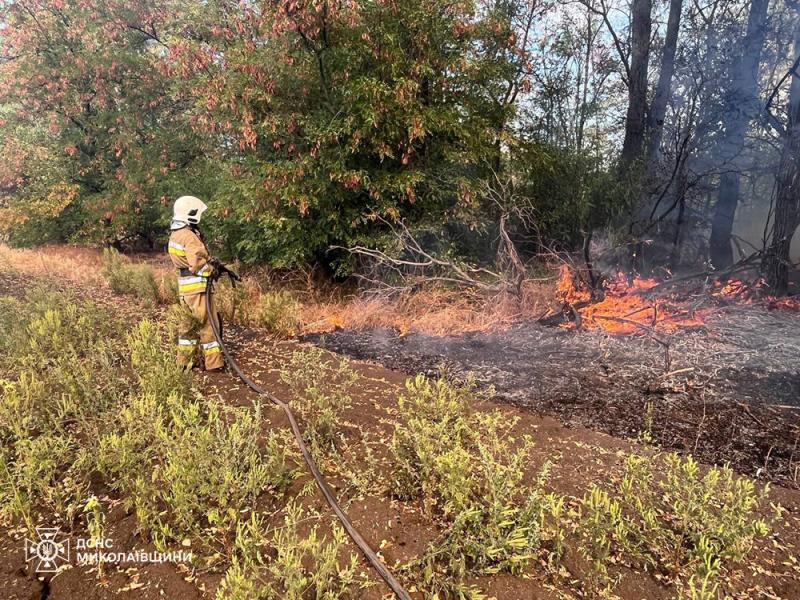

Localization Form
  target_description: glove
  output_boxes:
[209,258,241,284]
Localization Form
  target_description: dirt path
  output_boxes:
[1,268,800,599]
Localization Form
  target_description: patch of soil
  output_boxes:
[228,326,800,600]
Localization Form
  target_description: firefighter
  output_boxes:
[167,195,224,371]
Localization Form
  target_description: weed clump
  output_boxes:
[0,288,127,528]
[252,290,299,337]
[99,394,296,554]
[213,278,251,325]
[0,285,297,565]
[216,502,362,599]
[279,347,356,456]
[575,453,775,598]
[390,375,558,596]
[212,281,299,338]
[101,247,161,303]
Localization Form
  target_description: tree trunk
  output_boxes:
[646,0,683,163]
[708,0,770,270]
[764,18,800,294]
[619,0,653,175]
[576,8,594,153]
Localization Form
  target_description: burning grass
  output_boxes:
[553,265,800,335]
[5,243,798,341]
[0,244,558,337]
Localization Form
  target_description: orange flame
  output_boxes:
[556,269,800,335]
[556,268,704,334]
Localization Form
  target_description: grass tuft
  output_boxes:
[101,248,161,304]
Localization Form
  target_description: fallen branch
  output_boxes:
[636,250,763,297]
[332,218,520,295]
[735,401,765,427]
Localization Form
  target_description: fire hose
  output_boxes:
[204,277,411,600]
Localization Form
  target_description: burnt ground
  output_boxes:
[304,304,800,489]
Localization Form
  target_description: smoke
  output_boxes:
[734,196,800,263]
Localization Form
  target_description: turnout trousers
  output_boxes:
[176,293,224,370]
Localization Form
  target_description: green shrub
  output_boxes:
[252,290,299,337]
[0,295,24,358]
[127,319,191,400]
[215,513,269,600]
[98,391,297,555]
[101,248,161,303]
[0,285,295,568]
[216,558,261,600]
[279,347,356,456]
[155,400,295,551]
[159,273,180,304]
[212,283,299,338]
[390,375,556,596]
[0,289,126,528]
[217,502,362,600]
[267,502,361,599]
[0,432,83,530]
[574,453,774,596]
[212,278,250,325]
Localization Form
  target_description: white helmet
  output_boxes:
[173,195,208,225]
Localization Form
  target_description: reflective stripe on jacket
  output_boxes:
[178,276,208,295]
[168,226,214,295]
[168,241,187,257]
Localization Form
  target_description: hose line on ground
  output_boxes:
[205,282,411,600]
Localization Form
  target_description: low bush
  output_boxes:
[212,281,298,338]
[101,248,161,304]
[390,375,558,597]
[99,393,296,555]
[0,288,127,528]
[252,290,300,337]
[216,502,362,600]
[0,283,782,600]
[97,326,297,556]
[213,278,251,325]
[279,347,356,456]
[128,319,191,399]
[159,273,180,304]
[0,285,297,567]
[574,453,774,597]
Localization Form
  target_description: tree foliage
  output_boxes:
[0,0,206,247]
[1,0,798,284]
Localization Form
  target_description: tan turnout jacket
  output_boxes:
[168,226,215,295]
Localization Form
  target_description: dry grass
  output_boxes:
[0,244,178,303]
[0,243,559,336]
[301,281,557,336]
[0,243,106,284]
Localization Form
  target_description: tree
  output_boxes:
[708,0,770,270]
[764,13,800,293]
[646,0,683,163]
[0,0,204,247]
[168,0,531,268]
